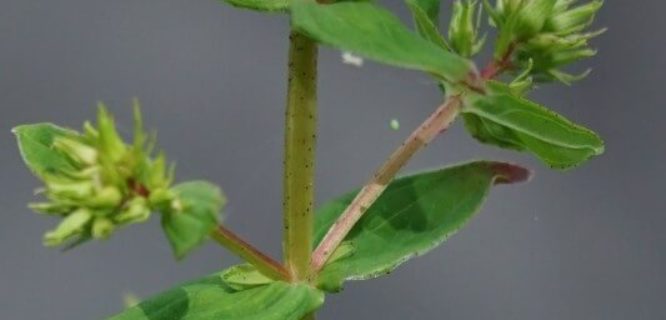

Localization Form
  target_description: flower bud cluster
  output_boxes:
[485,0,604,83]
[32,105,175,247]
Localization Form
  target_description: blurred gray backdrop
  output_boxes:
[0,1,663,319]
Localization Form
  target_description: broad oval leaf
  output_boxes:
[291,1,474,82]
[314,161,530,292]
[462,82,604,169]
[108,273,324,320]
[161,181,226,259]
[222,0,289,12]
[13,123,78,178]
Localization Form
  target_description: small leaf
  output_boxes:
[161,181,226,259]
[13,123,78,178]
[314,161,530,292]
[221,264,275,291]
[222,0,289,12]
[462,81,604,169]
[108,273,324,320]
[405,0,451,50]
[291,1,474,82]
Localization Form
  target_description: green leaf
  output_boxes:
[412,0,441,22]
[291,1,473,82]
[13,123,79,178]
[108,273,324,320]
[221,0,289,12]
[405,0,451,50]
[161,181,226,259]
[462,82,604,169]
[221,264,274,291]
[314,161,530,292]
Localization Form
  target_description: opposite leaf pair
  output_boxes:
[113,161,530,319]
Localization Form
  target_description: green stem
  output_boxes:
[283,31,318,282]
[210,225,290,281]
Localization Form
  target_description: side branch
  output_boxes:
[310,96,463,273]
[211,225,290,281]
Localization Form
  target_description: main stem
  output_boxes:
[283,31,318,282]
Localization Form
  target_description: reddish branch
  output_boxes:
[480,44,516,80]
[310,96,463,273]
[310,47,518,275]
[211,225,291,281]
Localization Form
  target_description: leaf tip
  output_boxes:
[489,162,532,184]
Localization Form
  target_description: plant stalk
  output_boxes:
[283,31,318,282]
[310,96,462,273]
[210,225,290,281]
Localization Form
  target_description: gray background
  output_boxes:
[0,1,663,319]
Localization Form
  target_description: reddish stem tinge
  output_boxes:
[310,96,463,273]
[480,44,516,80]
[211,225,290,281]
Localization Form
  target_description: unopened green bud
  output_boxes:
[47,180,95,200]
[518,0,556,36]
[53,137,98,166]
[115,197,150,224]
[83,121,99,139]
[28,202,72,216]
[546,0,602,33]
[550,47,597,66]
[43,208,92,246]
[65,166,100,180]
[92,217,115,239]
[449,0,485,57]
[97,104,127,162]
[87,186,123,208]
[149,188,175,208]
[147,153,168,189]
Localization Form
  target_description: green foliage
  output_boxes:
[410,0,441,23]
[291,1,474,82]
[161,181,225,259]
[109,273,324,320]
[314,161,530,292]
[222,0,289,12]
[405,0,451,50]
[12,0,608,318]
[13,123,78,178]
[462,82,604,169]
[221,264,274,291]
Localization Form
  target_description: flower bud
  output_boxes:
[86,186,123,208]
[92,217,115,239]
[53,137,98,166]
[28,202,72,216]
[148,188,175,209]
[546,0,602,34]
[115,197,151,224]
[449,0,485,58]
[43,208,92,246]
[47,179,95,200]
[97,104,127,162]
